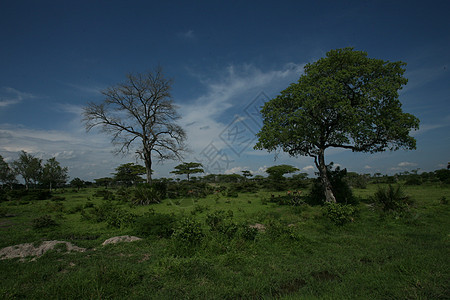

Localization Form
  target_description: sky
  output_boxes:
[1,0,449,182]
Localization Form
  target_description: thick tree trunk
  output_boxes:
[144,150,152,185]
[315,149,337,203]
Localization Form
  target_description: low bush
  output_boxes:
[93,189,115,201]
[134,212,177,238]
[372,184,413,213]
[32,215,58,229]
[172,217,204,248]
[322,202,356,225]
[8,189,52,201]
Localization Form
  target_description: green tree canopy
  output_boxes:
[266,165,299,181]
[255,48,419,203]
[42,157,68,191]
[12,151,42,190]
[171,162,204,181]
[113,163,147,186]
[70,177,85,191]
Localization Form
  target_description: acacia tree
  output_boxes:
[171,162,204,181]
[12,151,42,190]
[42,157,68,191]
[255,48,419,203]
[113,163,147,186]
[83,67,186,184]
[266,165,299,182]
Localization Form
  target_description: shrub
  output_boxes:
[372,184,413,212]
[134,212,177,238]
[132,183,164,205]
[172,217,204,246]
[32,215,58,229]
[238,225,258,241]
[105,208,136,228]
[9,189,52,201]
[93,189,115,201]
[322,202,356,225]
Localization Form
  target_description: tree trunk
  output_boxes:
[315,149,337,203]
[144,150,152,185]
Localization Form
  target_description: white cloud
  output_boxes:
[179,62,305,158]
[398,161,418,167]
[411,123,447,136]
[0,87,35,107]
[303,165,315,171]
[364,165,372,169]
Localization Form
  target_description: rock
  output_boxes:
[249,223,266,232]
[0,241,86,261]
[102,235,142,246]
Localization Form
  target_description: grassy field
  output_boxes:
[0,183,449,299]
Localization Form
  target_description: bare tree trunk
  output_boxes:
[144,150,152,185]
[315,149,337,203]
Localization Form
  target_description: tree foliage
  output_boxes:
[42,157,68,191]
[266,165,299,181]
[12,151,42,190]
[113,163,146,186]
[171,162,204,181]
[255,48,419,202]
[83,67,187,184]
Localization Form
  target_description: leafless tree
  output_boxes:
[82,67,186,184]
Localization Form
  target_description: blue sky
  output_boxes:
[1,0,449,181]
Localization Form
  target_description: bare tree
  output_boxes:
[83,67,186,184]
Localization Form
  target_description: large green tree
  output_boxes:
[113,163,147,186]
[255,48,419,203]
[12,151,42,190]
[42,157,69,191]
[171,162,204,181]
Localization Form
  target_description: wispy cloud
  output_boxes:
[179,29,195,40]
[0,87,35,107]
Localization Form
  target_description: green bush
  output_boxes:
[93,189,115,201]
[32,215,58,229]
[134,212,177,238]
[322,202,356,225]
[105,208,136,228]
[172,217,204,246]
[238,224,258,241]
[372,184,413,212]
[132,183,165,205]
[8,189,52,201]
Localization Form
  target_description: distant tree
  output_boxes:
[0,155,16,188]
[241,170,253,180]
[70,177,85,191]
[255,48,419,203]
[171,162,204,181]
[113,163,147,186]
[42,157,68,191]
[12,151,42,190]
[266,165,299,182]
[83,67,187,184]
[94,177,113,189]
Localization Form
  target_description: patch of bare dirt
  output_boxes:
[102,235,142,246]
[0,241,86,261]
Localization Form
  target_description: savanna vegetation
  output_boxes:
[1,163,449,299]
[1,48,448,299]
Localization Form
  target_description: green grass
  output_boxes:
[1,184,449,299]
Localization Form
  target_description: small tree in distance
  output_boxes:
[42,157,68,191]
[12,151,42,190]
[113,163,146,186]
[171,162,204,181]
[255,48,419,203]
[266,165,299,182]
[83,67,187,184]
